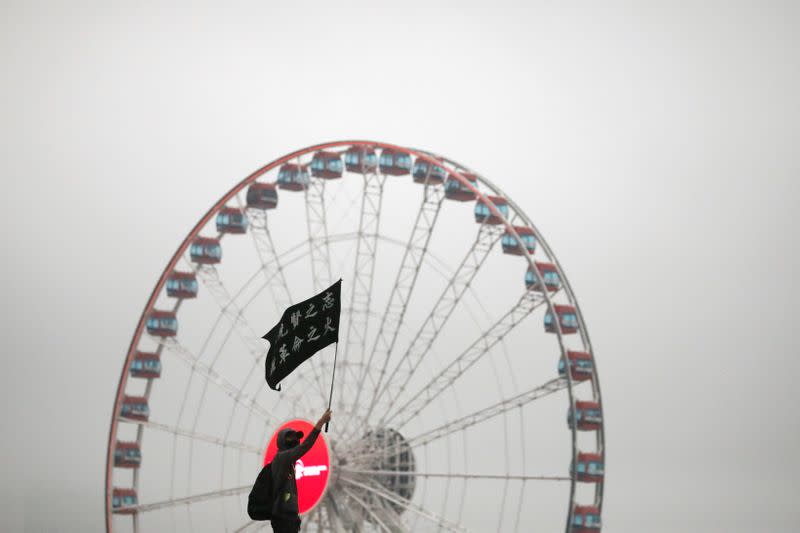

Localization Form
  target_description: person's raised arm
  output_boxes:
[286,409,332,461]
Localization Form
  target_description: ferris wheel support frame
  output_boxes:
[106,140,604,533]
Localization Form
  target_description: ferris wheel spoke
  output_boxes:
[125,485,250,513]
[347,181,446,436]
[408,377,568,448]
[339,169,385,421]
[192,256,323,410]
[118,417,262,455]
[303,177,337,401]
[305,178,333,291]
[373,220,507,425]
[347,377,567,468]
[341,477,467,533]
[155,337,276,425]
[383,290,548,429]
[340,469,569,482]
[243,205,294,312]
[340,486,394,533]
[374,499,407,532]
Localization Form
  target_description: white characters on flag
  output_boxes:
[278,344,290,364]
[304,303,317,318]
[307,326,320,342]
[323,316,336,335]
[322,291,335,310]
[277,322,288,339]
[290,310,302,328]
[292,336,304,353]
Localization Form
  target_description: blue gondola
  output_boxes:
[190,237,221,264]
[120,396,150,421]
[474,196,510,224]
[445,172,478,201]
[558,351,594,382]
[525,263,561,291]
[412,158,447,184]
[166,271,198,299]
[216,207,248,234]
[112,488,138,514]
[114,442,142,468]
[130,352,162,379]
[344,146,378,173]
[246,182,278,210]
[568,401,603,431]
[277,163,311,191]
[544,305,579,334]
[146,310,177,337]
[310,151,344,179]
[379,149,412,176]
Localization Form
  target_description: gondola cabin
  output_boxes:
[568,401,603,431]
[573,452,604,483]
[166,271,198,299]
[114,441,142,468]
[216,207,248,234]
[310,151,343,179]
[444,172,478,201]
[120,395,149,421]
[112,488,138,514]
[503,226,536,255]
[474,196,510,224]
[525,262,561,292]
[344,146,378,173]
[412,158,447,184]
[277,163,310,191]
[146,310,177,337]
[130,351,161,379]
[571,505,601,532]
[544,304,579,334]
[190,237,221,264]
[379,149,412,176]
[558,351,594,382]
[246,182,278,210]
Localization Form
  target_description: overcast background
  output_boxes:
[1,1,798,532]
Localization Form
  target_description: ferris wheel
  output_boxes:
[105,140,605,533]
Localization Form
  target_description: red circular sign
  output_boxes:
[263,419,330,515]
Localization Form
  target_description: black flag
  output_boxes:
[262,279,341,391]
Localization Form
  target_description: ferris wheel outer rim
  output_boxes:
[105,139,603,532]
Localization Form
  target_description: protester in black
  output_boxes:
[269,409,332,533]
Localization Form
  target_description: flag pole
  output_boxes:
[324,341,338,433]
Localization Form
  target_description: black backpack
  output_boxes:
[247,462,275,520]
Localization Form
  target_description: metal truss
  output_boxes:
[341,486,392,532]
[127,485,250,514]
[338,469,570,482]
[340,477,467,533]
[339,170,385,414]
[244,206,293,313]
[384,290,550,430]
[193,262,323,408]
[349,181,446,433]
[373,221,506,423]
[119,417,261,455]
[305,178,332,292]
[350,377,568,469]
[155,336,276,425]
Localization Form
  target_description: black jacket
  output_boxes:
[270,427,321,519]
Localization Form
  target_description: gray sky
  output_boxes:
[1,1,798,531]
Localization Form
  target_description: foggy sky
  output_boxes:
[1,1,798,532]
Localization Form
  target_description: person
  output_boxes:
[269,409,332,533]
